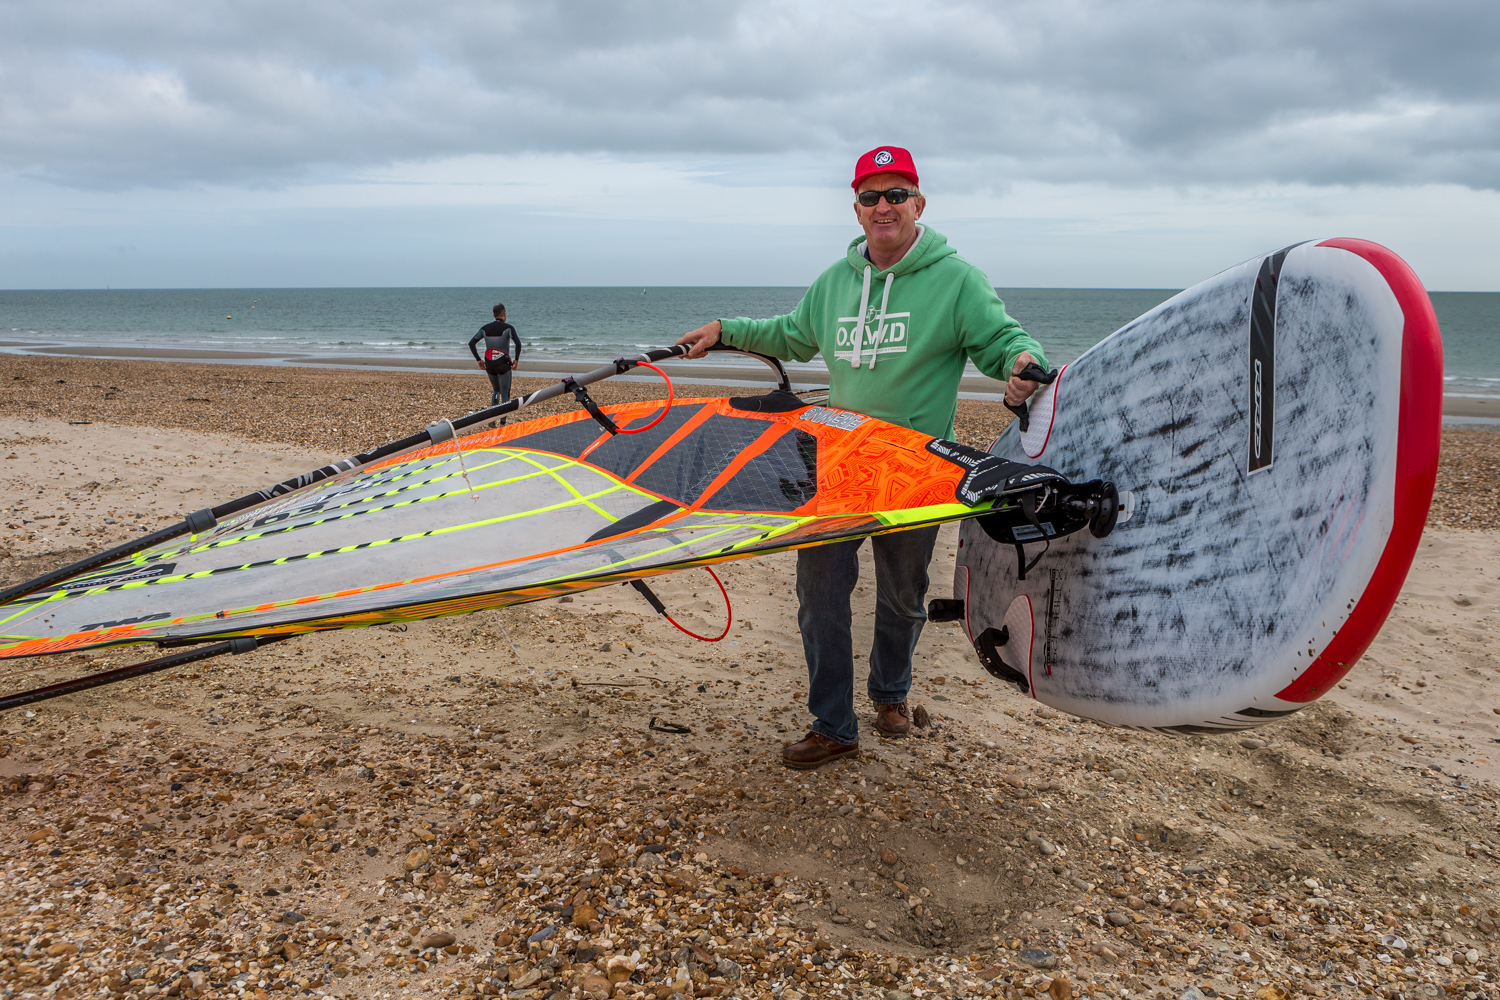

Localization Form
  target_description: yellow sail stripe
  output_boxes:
[123,448,585,567]
[155,510,804,628]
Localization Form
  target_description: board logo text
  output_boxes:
[1247,249,1286,474]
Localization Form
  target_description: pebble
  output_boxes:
[605,953,636,983]
[1019,947,1057,970]
[1238,736,1267,749]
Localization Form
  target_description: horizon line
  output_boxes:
[4,284,1496,294]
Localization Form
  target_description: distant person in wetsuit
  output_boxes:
[468,304,523,419]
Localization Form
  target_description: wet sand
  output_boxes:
[1447,397,1500,420]
[6,340,1495,414]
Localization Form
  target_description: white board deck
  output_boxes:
[953,239,1443,732]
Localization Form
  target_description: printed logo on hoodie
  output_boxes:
[833,301,910,363]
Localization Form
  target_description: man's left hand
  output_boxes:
[676,321,722,359]
[1004,352,1041,406]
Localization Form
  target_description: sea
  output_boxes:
[2,287,1496,395]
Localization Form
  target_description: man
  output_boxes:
[468,303,523,415]
[676,146,1048,770]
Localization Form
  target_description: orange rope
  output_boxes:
[614,362,673,434]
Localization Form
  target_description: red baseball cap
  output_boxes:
[852,146,919,190]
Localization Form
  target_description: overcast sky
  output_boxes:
[2,0,1498,289]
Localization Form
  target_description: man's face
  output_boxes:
[854,172,925,254]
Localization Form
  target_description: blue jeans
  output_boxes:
[796,525,940,745]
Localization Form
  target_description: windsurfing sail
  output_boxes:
[0,348,1115,670]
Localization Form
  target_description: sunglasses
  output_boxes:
[856,187,917,207]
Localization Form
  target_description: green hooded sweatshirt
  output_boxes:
[719,225,1046,440]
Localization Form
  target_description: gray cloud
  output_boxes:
[2,0,1496,190]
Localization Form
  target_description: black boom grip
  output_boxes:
[1002,363,1059,433]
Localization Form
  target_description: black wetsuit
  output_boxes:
[468,321,522,411]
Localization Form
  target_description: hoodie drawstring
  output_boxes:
[852,264,872,368]
[869,272,894,370]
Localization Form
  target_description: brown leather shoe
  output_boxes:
[873,701,911,737]
[781,731,859,770]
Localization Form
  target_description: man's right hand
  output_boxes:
[676,321,722,359]
[476,360,484,369]
[1004,351,1042,407]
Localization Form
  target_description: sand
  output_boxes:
[1,359,1498,1000]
